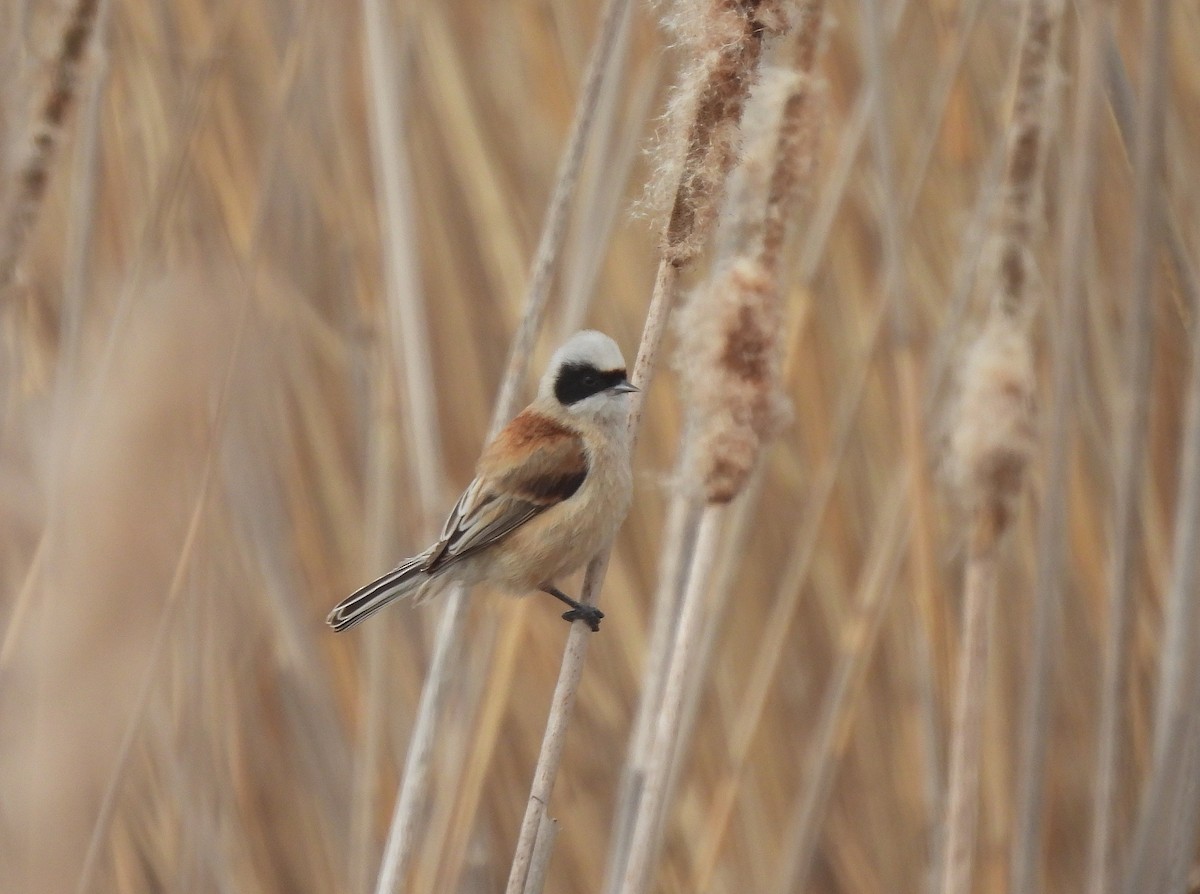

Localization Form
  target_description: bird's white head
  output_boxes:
[539,330,638,423]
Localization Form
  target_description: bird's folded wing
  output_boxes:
[422,410,588,573]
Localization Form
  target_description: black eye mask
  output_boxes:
[554,362,628,406]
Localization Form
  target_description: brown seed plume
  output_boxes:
[680,259,790,504]
[650,0,793,267]
[0,0,101,296]
[950,317,1036,543]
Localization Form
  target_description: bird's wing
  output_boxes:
[422,409,588,573]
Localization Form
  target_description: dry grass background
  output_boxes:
[0,0,1198,892]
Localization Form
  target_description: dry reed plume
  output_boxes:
[942,0,1060,891]
[0,0,101,296]
[0,0,1196,892]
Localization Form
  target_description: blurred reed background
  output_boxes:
[0,0,1197,892]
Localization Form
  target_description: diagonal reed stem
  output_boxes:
[506,256,679,894]
[370,1,634,890]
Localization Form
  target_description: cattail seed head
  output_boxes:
[717,65,822,272]
[950,317,1036,543]
[679,258,791,503]
[649,0,794,267]
[0,0,101,294]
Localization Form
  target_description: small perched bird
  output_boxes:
[327,330,637,633]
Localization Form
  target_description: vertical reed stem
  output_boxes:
[938,520,998,894]
[370,0,633,890]
[614,506,725,894]
[506,258,680,894]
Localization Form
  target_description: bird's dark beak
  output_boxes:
[610,380,639,394]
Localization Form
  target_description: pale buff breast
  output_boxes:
[475,434,632,594]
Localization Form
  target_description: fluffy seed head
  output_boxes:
[648,0,793,266]
[950,317,1036,537]
[716,65,822,271]
[679,258,791,503]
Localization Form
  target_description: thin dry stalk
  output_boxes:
[605,493,702,884]
[1008,6,1079,894]
[368,2,634,890]
[859,0,905,336]
[938,517,999,894]
[611,22,826,869]
[58,0,109,381]
[1121,281,1200,894]
[1090,59,1200,888]
[940,319,1037,894]
[609,42,808,893]
[508,2,787,887]
[771,475,910,894]
[556,53,662,338]
[1025,0,1108,891]
[355,2,441,887]
[0,0,101,295]
[523,814,560,894]
[614,507,725,894]
[361,1,443,531]
[1109,0,1182,890]
[74,294,254,894]
[940,1,1059,889]
[1122,0,1171,775]
[506,257,680,894]
[502,577,601,893]
[371,592,467,894]
[689,299,884,890]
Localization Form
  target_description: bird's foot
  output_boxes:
[561,604,605,632]
[542,585,605,632]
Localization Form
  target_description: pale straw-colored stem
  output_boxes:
[859,0,905,337]
[772,474,910,894]
[1111,0,1184,889]
[523,814,561,894]
[506,257,680,894]
[689,302,885,888]
[356,2,440,887]
[1120,272,1200,894]
[0,0,111,668]
[1122,0,1171,778]
[1008,3,1079,892]
[941,1,1060,888]
[558,49,657,342]
[937,517,999,894]
[0,0,101,295]
[59,0,109,384]
[72,23,307,885]
[75,290,255,894]
[504,557,608,894]
[372,591,469,894]
[1023,1,1107,892]
[370,1,633,891]
[613,505,725,894]
[361,0,443,530]
[605,493,702,888]
[1090,57,1200,890]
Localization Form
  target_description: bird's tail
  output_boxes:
[327,554,431,632]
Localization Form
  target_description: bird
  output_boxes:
[327,330,638,633]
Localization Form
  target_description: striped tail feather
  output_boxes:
[327,555,431,632]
